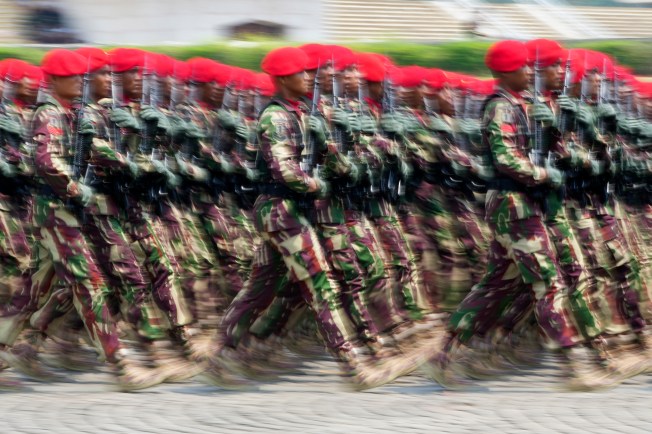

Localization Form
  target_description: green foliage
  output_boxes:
[2,39,652,75]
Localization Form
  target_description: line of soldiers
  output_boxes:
[0,38,650,392]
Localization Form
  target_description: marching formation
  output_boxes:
[0,38,650,393]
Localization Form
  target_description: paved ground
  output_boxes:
[2,354,652,433]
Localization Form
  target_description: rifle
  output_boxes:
[0,70,19,152]
[530,48,546,169]
[380,74,406,203]
[331,67,347,153]
[558,53,573,137]
[72,61,93,182]
[301,67,322,177]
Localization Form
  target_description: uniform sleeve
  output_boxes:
[87,107,130,171]
[33,106,77,199]
[487,99,545,186]
[259,107,315,193]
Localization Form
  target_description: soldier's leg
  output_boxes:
[125,217,194,329]
[349,215,404,334]
[318,222,379,343]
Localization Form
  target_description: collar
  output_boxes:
[496,86,524,106]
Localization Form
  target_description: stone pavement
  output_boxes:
[1,354,652,433]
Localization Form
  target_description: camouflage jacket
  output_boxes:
[254,96,322,232]
[483,87,547,223]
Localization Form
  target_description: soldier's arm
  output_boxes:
[32,106,80,199]
[487,99,547,186]
[88,107,131,171]
[260,107,319,193]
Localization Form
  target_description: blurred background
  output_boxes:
[1,1,652,73]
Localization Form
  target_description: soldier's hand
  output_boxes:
[79,117,96,137]
[245,166,259,182]
[0,116,24,137]
[590,159,605,176]
[470,156,494,180]
[308,115,328,145]
[359,115,378,134]
[532,103,555,124]
[235,124,250,143]
[175,154,189,175]
[545,163,564,188]
[164,169,181,188]
[314,177,330,198]
[557,95,578,114]
[140,106,171,134]
[596,103,617,120]
[220,155,235,174]
[184,121,205,139]
[348,112,362,133]
[331,108,350,132]
[76,183,95,208]
[216,109,241,131]
[459,119,482,144]
[399,158,413,179]
[576,104,595,127]
[380,113,404,136]
[127,160,140,178]
[0,158,16,178]
[110,108,141,130]
[151,159,166,173]
[347,161,361,182]
[428,116,452,134]
[617,116,643,136]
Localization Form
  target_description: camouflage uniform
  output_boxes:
[449,87,582,349]
[217,96,356,355]
[0,96,120,362]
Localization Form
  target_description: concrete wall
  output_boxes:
[60,0,324,44]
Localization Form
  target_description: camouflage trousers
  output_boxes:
[0,209,120,362]
[449,216,581,349]
[0,200,31,305]
[617,202,652,322]
[220,216,355,352]
[413,182,476,312]
[198,198,253,300]
[366,205,425,322]
[544,194,603,341]
[83,215,167,340]
[317,220,379,341]
[122,209,193,329]
[158,201,222,329]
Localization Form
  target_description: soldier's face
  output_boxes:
[122,68,142,100]
[437,86,455,116]
[50,74,82,101]
[91,66,111,100]
[279,72,308,98]
[160,76,172,100]
[501,66,530,93]
[320,65,333,95]
[342,66,358,96]
[543,61,563,92]
[16,77,38,105]
[305,69,317,89]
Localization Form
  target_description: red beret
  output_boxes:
[171,60,190,82]
[213,62,233,87]
[525,39,565,68]
[0,59,30,81]
[235,68,257,91]
[635,81,652,99]
[187,57,217,83]
[109,48,145,73]
[75,47,109,72]
[41,49,87,77]
[24,64,43,89]
[154,53,174,77]
[393,65,427,88]
[357,52,385,83]
[298,43,327,70]
[255,73,276,97]
[615,65,636,86]
[327,45,356,72]
[261,47,308,77]
[485,40,529,73]
[423,68,448,90]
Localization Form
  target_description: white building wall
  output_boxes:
[60,0,324,45]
